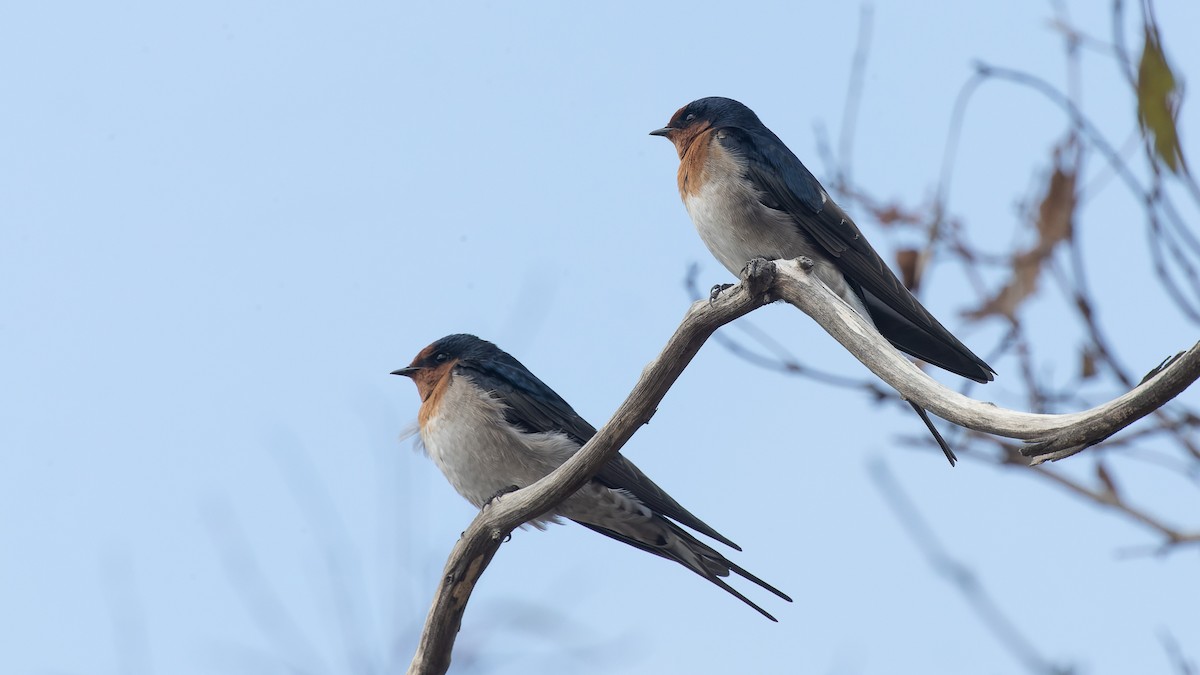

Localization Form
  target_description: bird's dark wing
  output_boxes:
[573,519,791,621]
[458,358,597,445]
[592,453,740,549]
[721,127,995,383]
[458,358,740,547]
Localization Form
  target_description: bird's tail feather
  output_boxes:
[574,518,791,620]
[862,291,995,383]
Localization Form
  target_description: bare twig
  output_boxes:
[204,497,328,675]
[102,551,153,675]
[836,4,874,187]
[767,258,1200,462]
[869,460,1073,675]
[1026,462,1200,547]
[969,436,1200,548]
[1161,629,1198,675]
[973,62,1200,323]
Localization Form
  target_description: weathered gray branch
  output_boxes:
[768,257,1200,463]
[408,258,1200,674]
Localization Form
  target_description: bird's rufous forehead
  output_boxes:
[668,104,690,125]
[410,342,439,366]
[407,350,459,402]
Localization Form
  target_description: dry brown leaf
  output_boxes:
[896,248,921,292]
[875,204,919,226]
[1081,347,1097,380]
[968,149,1077,320]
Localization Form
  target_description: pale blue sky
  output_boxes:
[3,1,1199,673]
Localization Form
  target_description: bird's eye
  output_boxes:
[685,113,696,122]
[434,352,448,362]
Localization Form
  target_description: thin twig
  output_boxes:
[869,460,1073,675]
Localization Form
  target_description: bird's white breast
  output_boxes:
[420,374,578,524]
[682,147,815,276]
[683,148,867,317]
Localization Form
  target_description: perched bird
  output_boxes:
[651,96,995,465]
[393,333,791,620]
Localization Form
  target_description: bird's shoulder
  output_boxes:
[718,126,865,256]
[455,356,739,546]
[454,357,597,446]
[716,127,826,211]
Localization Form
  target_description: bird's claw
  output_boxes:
[485,484,520,507]
[709,283,734,303]
[795,255,814,270]
[740,257,777,296]
[740,257,771,279]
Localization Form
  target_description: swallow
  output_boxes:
[393,333,791,620]
[651,96,996,465]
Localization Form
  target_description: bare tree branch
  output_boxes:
[409,258,1200,673]
[767,258,1200,462]
[932,435,1200,550]
[1025,459,1200,547]
[1161,629,1198,675]
[869,459,1073,675]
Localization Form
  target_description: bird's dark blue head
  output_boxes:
[392,333,550,403]
[650,97,766,150]
[394,334,502,374]
[419,334,499,364]
[391,334,508,398]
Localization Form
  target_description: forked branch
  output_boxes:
[408,258,1200,674]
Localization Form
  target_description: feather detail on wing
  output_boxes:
[719,127,995,383]
[456,358,743,547]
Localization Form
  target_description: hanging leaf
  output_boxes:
[896,248,921,292]
[1137,24,1183,173]
[968,148,1076,320]
[1081,347,1097,380]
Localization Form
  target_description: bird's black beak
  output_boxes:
[391,366,422,378]
[649,127,673,137]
